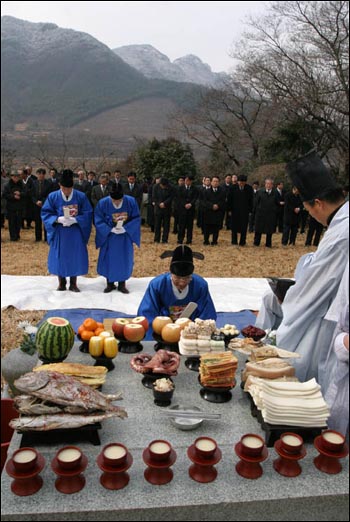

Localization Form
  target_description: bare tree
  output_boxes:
[233,1,349,170]
[169,76,281,172]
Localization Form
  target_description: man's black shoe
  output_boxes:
[69,284,81,292]
[57,277,67,291]
[104,283,117,293]
[69,276,80,292]
[118,282,129,294]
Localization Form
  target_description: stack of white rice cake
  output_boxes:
[247,377,329,427]
[178,318,225,356]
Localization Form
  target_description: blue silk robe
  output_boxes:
[41,189,93,277]
[94,195,141,282]
[138,273,217,338]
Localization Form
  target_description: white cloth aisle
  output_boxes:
[1,275,269,314]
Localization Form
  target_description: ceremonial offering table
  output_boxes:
[1,342,348,521]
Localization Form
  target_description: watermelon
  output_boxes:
[36,317,75,363]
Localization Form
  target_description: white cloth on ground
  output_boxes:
[1,275,270,315]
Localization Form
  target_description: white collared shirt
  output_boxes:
[61,189,74,202]
[171,279,189,299]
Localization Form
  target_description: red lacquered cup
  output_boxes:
[56,446,82,470]
[240,433,264,457]
[12,447,38,472]
[321,430,345,452]
[102,443,128,467]
[280,432,303,454]
[148,440,172,462]
[194,437,217,459]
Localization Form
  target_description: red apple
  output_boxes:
[123,323,145,343]
[131,316,149,332]
[161,323,181,343]
[112,318,130,338]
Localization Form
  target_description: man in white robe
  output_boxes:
[255,252,314,331]
[276,151,349,392]
[324,262,349,440]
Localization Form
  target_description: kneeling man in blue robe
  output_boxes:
[138,245,217,337]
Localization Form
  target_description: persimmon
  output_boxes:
[83,318,98,331]
[94,327,105,336]
[80,330,95,341]
[77,325,85,335]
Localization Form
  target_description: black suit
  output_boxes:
[197,185,210,230]
[220,182,232,229]
[253,189,279,247]
[275,188,286,233]
[201,187,226,244]
[123,182,143,209]
[305,216,324,246]
[48,178,59,193]
[21,177,35,227]
[227,184,253,246]
[248,189,259,232]
[74,180,90,193]
[85,180,98,204]
[282,191,302,245]
[3,179,26,240]
[32,179,51,241]
[91,184,110,208]
[176,185,198,244]
[152,183,175,243]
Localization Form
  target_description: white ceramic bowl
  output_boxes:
[169,404,203,431]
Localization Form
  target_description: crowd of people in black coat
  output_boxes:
[3,165,344,248]
[144,173,328,248]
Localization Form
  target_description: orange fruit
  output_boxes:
[96,322,104,329]
[80,330,95,341]
[77,325,85,335]
[94,327,105,336]
[83,318,98,331]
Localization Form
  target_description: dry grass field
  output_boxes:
[1,221,314,278]
[1,221,317,365]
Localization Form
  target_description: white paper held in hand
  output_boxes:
[179,302,197,319]
[116,220,124,229]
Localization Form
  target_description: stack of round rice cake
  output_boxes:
[179,319,225,356]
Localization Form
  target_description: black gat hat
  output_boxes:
[110,182,124,200]
[59,169,74,188]
[286,150,338,202]
[160,245,204,277]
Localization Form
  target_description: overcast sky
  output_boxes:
[1,1,267,72]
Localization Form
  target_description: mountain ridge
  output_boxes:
[113,44,227,86]
[1,16,202,131]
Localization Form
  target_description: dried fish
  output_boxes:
[14,395,123,415]
[14,371,123,413]
[10,411,126,431]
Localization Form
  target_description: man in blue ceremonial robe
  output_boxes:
[138,245,217,336]
[41,169,93,292]
[94,183,141,294]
